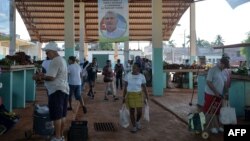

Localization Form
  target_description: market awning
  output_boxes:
[15,0,193,43]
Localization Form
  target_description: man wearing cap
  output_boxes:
[33,43,69,141]
[203,56,230,134]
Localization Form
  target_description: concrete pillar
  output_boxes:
[37,42,43,60]
[79,2,85,62]
[188,3,197,89]
[114,43,118,62]
[64,0,75,60]
[124,41,129,67]
[152,0,163,96]
[9,0,16,55]
[84,43,88,59]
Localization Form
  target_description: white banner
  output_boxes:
[98,0,129,43]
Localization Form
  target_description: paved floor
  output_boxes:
[0,75,227,141]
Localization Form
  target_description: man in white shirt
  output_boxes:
[33,44,69,141]
[101,11,126,39]
[67,56,87,114]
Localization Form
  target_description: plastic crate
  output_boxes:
[68,120,88,141]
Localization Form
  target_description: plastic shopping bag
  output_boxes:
[219,100,237,125]
[144,100,150,122]
[119,104,130,128]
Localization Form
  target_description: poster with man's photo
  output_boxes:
[98,0,129,43]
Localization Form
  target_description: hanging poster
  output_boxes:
[98,0,129,43]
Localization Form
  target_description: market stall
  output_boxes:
[0,52,36,112]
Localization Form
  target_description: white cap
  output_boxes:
[43,42,60,51]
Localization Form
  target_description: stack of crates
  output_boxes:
[68,120,88,141]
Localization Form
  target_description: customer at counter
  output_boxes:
[203,56,230,134]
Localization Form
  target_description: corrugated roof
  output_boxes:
[15,0,193,43]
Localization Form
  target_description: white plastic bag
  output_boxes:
[144,100,150,122]
[219,100,237,125]
[119,104,130,128]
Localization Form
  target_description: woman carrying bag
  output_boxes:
[122,63,149,133]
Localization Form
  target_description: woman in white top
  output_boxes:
[123,63,149,133]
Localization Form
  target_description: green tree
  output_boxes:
[240,32,250,60]
[196,38,211,48]
[99,42,113,50]
[212,35,224,46]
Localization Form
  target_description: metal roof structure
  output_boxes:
[15,0,194,43]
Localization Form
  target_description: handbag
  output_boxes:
[119,104,130,128]
[103,76,113,82]
[219,100,237,125]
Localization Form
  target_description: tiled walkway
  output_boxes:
[0,76,229,141]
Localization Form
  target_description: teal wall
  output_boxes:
[198,74,247,117]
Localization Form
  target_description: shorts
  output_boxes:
[126,91,143,108]
[48,90,68,121]
[69,85,82,100]
[203,93,222,115]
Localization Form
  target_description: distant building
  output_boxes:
[144,44,245,65]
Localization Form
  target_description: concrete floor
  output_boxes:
[0,75,227,141]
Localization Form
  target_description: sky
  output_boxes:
[16,0,250,48]
[170,0,250,47]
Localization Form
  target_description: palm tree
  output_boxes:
[196,38,211,48]
[168,40,176,48]
[212,35,224,46]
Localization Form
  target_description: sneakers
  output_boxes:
[136,122,142,130]
[210,128,218,134]
[218,127,224,132]
[130,126,137,133]
[83,106,87,114]
[50,137,62,141]
[61,136,65,141]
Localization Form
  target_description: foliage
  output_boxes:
[99,42,113,50]
[168,40,176,47]
[211,35,224,46]
[240,32,250,59]
[196,38,211,48]
[0,34,10,41]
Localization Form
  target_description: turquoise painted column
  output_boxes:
[64,0,75,60]
[152,0,163,96]
[189,56,197,89]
